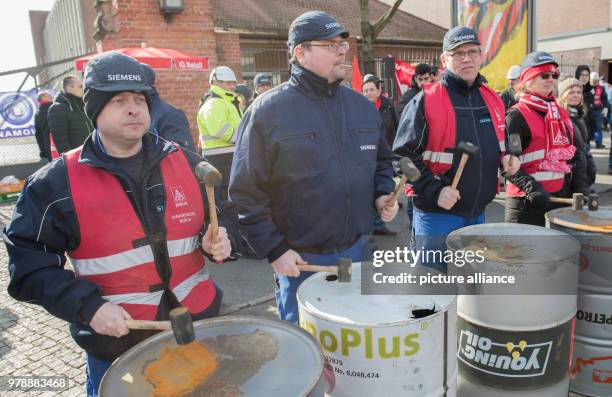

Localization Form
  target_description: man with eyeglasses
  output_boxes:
[229,11,397,323]
[393,26,519,273]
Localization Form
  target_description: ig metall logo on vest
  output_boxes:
[170,186,188,208]
[457,317,572,390]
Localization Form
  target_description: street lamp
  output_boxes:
[159,0,184,23]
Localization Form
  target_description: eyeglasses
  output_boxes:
[447,48,481,60]
[540,73,560,80]
[303,41,350,53]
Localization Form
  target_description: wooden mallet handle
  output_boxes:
[205,185,219,242]
[125,319,171,331]
[297,264,337,273]
[387,175,408,206]
[451,153,469,189]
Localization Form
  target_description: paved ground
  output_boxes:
[1,141,611,396]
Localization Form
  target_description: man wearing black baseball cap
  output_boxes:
[252,73,273,99]
[393,26,520,272]
[230,11,397,323]
[4,52,238,396]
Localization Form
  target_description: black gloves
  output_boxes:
[527,188,550,209]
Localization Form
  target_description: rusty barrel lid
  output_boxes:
[99,315,324,397]
[545,207,612,234]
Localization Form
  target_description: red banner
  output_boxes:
[395,60,416,94]
[351,55,363,92]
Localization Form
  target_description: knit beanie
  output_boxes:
[557,77,582,98]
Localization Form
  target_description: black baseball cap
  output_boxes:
[287,11,349,52]
[443,26,481,52]
[254,73,272,87]
[520,51,558,69]
[84,52,151,93]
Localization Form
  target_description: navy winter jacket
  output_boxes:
[229,64,395,261]
[149,90,196,153]
[393,71,503,218]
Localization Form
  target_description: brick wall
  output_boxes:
[95,0,225,145]
[549,47,602,78]
[537,0,610,38]
[214,32,242,82]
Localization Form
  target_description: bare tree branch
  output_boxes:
[373,0,404,37]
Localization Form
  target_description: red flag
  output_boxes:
[351,55,363,92]
[394,59,416,94]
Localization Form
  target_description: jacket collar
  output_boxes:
[56,92,84,110]
[442,70,485,94]
[210,84,237,102]
[77,130,177,176]
[289,63,342,99]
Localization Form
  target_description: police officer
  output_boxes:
[5,53,237,397]
[393,26,520,272]
[229,11,397,323]
[197,65,242,201]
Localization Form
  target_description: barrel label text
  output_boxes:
[300,319,420,359]
[576,310,612,325]
[457,317,572,390]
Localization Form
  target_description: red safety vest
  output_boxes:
[405,82,506,195]
[594,85,604,107]
[506,103,574,196]
[64,147,216,320]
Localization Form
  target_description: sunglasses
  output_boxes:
[540,73,560,80]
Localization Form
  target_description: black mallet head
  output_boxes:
[457,141,479,157]
[507,133,522,156]
[399,157,421,183]
[169,307,195,345]
[195,161,222,187]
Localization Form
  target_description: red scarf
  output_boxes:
[519,92,575,173]
[374,97,382,110]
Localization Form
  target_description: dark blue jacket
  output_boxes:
[393,71,502,218]
[229,64,395,261]
[150,89,196,153]
[4,133,238,360]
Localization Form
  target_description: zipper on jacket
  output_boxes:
[468,91,483,218]
[324,97,351,248]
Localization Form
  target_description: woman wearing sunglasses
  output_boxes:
[504,51,588,225]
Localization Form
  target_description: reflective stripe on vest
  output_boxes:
[202,146,236,156]
[506,103,573,196]
[64,145,216,320]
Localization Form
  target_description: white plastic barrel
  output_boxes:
[547,207,612,397]
[297,262,457,397]
[447,223,580,397]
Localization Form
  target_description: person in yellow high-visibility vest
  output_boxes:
[197,66,242,201]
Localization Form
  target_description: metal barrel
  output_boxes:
[546,207,612,397]
[99,315,325,397]
[446,223,580,397]
[296,262,458,397]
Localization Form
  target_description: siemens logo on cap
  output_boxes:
[453,34,476,42]
[107,74,142,81]
[325,22,341,29]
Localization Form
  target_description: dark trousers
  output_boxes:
[505,197,567,226]
[205,152,234,202]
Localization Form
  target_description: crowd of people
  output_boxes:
[8,9,609,396]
